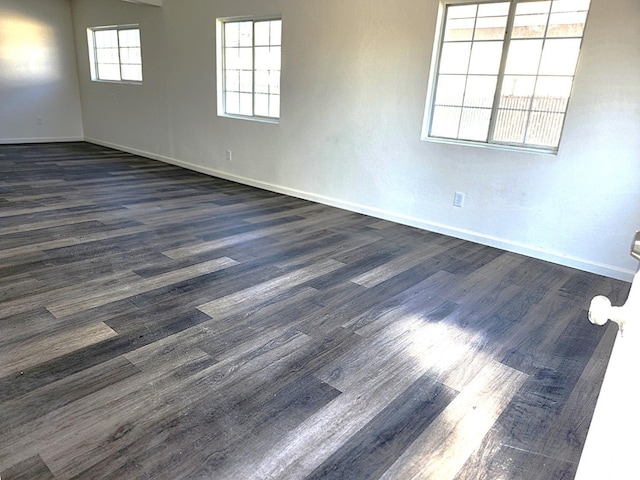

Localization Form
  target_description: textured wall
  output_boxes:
[0,0,83,142]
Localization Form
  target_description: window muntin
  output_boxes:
[424,0,591,152]
[219,18,282,120]
[87,26,142,83]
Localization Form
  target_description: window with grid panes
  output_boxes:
[87,26,142,83]
[423,0,591,152]
[218,18,282,120]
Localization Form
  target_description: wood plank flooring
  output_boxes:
[0,142,629,479]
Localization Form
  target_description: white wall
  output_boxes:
[70,0,640,281]
[0,0,83,143]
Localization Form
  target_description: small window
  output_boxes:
[217,17,282,121]
[87,25,143,83]
[423,0,591,152]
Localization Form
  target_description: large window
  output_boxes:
[217,17,282,121]
[87,25,143,83]
[423,0,591,152]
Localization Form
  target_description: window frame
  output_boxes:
[87,24,143,85]
[216,15,282,123]
[422,0,591,154]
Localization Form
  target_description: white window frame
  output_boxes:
[216,16,282,123]
[422,0,591,154]
[87,24,143,84]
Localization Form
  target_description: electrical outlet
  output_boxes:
[225,150,232,161]
[453,191,465,208]
[35,116,43,125]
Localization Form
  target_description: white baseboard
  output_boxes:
[84,137,635,283]
[0,136,84,145]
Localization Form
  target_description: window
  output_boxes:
[423,0,591,152]
[87,25,143,83]
[217,17,282,121]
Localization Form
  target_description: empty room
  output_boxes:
[1,0,639,478]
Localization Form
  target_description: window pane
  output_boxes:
[254,22,268,46]
[255,93,269,116]
[255,71,270,94]
[98,64,120,81]
[431,106,462,138]
[270,20,282,45]
[261,95,280,117]
[551,0,591,13]
[538,38,582,75]
[225,48,239,70]
[225,22,240,47]
[439,42,472,74]
[434,74,466,106]
[504,39,543,74]
[96,47,119,64]
[464,75,498,107]
[516,1,552,15]
[121,64,142,81]
[447,4,478,19]
[547,11,587,37]
[120,47,141,64]
[525,111,565,146]
[94,30,117,47]
[474,15,508,40]
[226,70,240,92]
[119,29,140,47]
[499,75,536,110]
[239,21,253,46]
[468,41,503,74]
[239,92,253,115]
[255,21,272,46]
[512,13,549,38]
[120,47,130,63]
[532,76,573,111]
[458,107,491,141]
[478,2,509,17]
[493,109,528,143]
[239,70,253,93]
[239,47,253,70]
[445,17,475,41]
[269,95,280,118]
[226,92,240,114]
[269,71,281,95]
[255,46,281,71]
[226,47,253,70]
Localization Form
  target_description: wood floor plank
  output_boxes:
[0,321,118,376]
[47,256,238,318]
[305,373,457,480]
[197,258,344,318]
[380,361,528,480]
[0,454,55,480]
[0,356,140,432]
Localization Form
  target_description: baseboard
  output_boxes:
[84,137,635,283]
[0,136,85,145]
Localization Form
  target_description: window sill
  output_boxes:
[421,135,558,156]
[218,113,279,125]
[90,79,143,86]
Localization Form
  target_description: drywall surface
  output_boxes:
[71,0,640,281]
[0,0,83,143]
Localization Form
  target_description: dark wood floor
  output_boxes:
[0,142,628,480]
